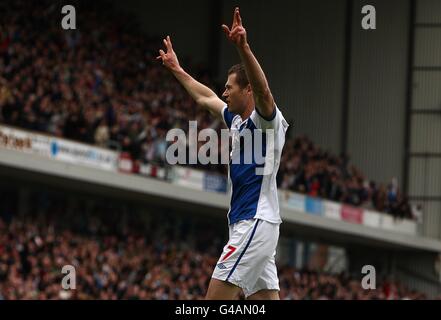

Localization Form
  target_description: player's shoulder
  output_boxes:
[250,105,289,131]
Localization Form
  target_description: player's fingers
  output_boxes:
[229,26,241,37]
[166,35,173,50]
[222,24,231,36]
[232,7,238,25]
[236,8,242,25]
[163,38,168,50]
[232,7,239,25]
[157,50,164,62]
[235,28,245,37]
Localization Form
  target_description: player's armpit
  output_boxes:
[254,90,276,121]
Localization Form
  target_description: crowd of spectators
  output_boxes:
[0,215,217,300]
[278,135,415,219]
[0,0,221,170]
[0,190,430,300]
[0,0,417,219]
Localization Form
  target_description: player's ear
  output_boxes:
[246,84,252,95]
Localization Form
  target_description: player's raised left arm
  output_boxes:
[222,7,275,119]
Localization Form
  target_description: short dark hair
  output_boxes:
[228,64,249,89]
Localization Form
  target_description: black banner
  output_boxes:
[0,300,435,319]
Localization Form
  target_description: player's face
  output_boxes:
[222,73,250,114]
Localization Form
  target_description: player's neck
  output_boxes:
[238,104,254,120]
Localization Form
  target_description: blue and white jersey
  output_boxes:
[221,104,289,225]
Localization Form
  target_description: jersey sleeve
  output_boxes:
[222,105,237,129]
[250,105,289,133]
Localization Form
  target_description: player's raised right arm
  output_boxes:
[157,36,224,118]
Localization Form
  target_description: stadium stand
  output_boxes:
[2,0,440,302]
[0,187,431,300]
[0,0,416,220]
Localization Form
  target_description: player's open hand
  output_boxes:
[156,36,180,71]
[222,7,247,48]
